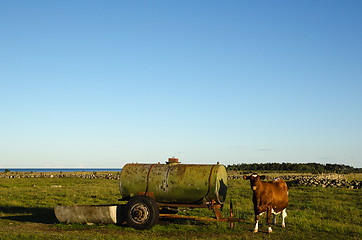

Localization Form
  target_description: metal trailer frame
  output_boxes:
[121,191,243,230]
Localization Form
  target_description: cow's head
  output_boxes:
[243,173,266,191]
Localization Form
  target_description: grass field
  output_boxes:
[0,172,361,239]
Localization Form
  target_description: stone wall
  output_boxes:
[228,172,361,189]
[283,175,361,189]
[0,171,120,180]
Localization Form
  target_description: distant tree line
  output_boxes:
[226,163,361,174]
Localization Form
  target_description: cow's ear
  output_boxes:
[260,175,266,180]
[243,175,250,180]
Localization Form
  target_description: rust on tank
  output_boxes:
[175,164,187,178]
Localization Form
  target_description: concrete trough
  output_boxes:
[54,205,124,224]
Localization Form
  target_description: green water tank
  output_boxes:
[119,159,228,204]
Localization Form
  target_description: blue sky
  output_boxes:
[1,1,361,168]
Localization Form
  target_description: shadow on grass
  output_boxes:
[0,205,251,231]
[0,206,57,224]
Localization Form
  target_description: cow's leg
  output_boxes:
[253,205,260,233]
[267,207,272,233]
[254,206,266,233]
[253,214,259,233]
[282,208,287,228]
[272,213,277,225]
[254,212,265,233]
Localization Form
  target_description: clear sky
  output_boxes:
[1,1,361,168]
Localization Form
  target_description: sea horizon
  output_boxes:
[0,168,122,173]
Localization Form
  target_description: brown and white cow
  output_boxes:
[243,173,288,233]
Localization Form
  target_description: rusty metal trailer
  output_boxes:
[119,158,242,230]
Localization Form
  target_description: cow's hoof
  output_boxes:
[253,229,258,233]
[268,227,272,233]
[282,224,286,228]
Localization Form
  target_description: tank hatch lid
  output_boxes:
[166,157,180,165]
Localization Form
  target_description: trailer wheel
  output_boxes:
[125,196,159,230]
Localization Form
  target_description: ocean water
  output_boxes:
[0,168,121,173]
